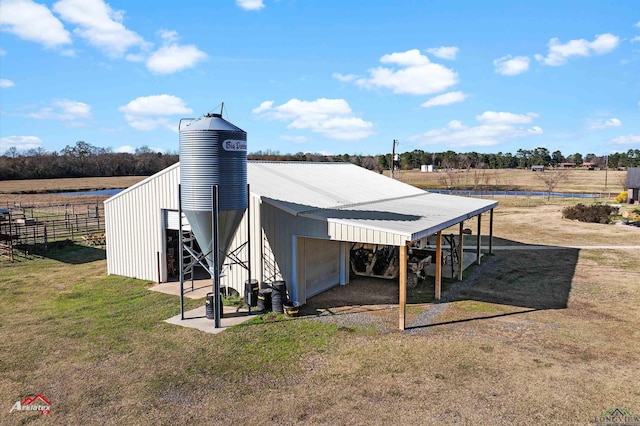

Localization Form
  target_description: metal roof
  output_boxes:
[106,161,497,243]
[627,167,640,189]
[247,161,497,242]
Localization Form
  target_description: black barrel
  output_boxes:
[244,279,259,307]
[257,288,272,312]
[271,281,287,314]
[206,292,224,320]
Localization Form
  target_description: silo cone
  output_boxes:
[179,113,247,274]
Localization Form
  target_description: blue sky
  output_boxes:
[0,0,638,157]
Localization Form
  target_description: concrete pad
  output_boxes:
[149,279,234,299]
[164,305,259,334]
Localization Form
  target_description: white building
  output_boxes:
[105,162,497,328]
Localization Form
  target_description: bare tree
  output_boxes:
[618,171,628,190]
[535,169,570,200]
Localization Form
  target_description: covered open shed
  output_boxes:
[105,161,497,330]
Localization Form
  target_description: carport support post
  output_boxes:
[458,222,464,281]
[489,208,494,254]
[476,213,482,265]
[399,242,408,331]
[435,231,442,300]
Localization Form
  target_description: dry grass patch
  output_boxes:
[0,176,146,194]
[393,168,626,194]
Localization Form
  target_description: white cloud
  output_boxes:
[590,117,622,130]
[0,0,72,49]
[494,55,530,76]
[119,94,192,131]
[476,111,538,124]
[0,48,6,55]
[252,100,274,114]
[236,0,264,10]
[0,79,15,88]
[332,72,358,83]
[114,145,135,154]
[253,98,374,140]
[53,0,148,57]
[632,36,640,42]
[158,29,178,43]
[535,33,620,66]
[426,46,459,60]
[25,99,91,121]
[408,110,543,148]
[350,49,458,95]
[113,145,164,153]
[608,133,640,145]
[420,91,467,108]
[1,135,43,151]
[146,43,207,74]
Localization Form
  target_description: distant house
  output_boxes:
[581,162,597,170]
[558,162,575,168]
[627,167,640,204]
[531,165,545,172]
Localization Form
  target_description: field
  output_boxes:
[0,176,147,207]
[390,167,627,194]
[1,194,639,424]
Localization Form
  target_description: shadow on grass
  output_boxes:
[301,238,578,329]
[32,242,106,264]
[407,309,540,331]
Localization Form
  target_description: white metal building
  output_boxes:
[105,161,497,328]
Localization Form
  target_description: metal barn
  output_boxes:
[105,161,497,329]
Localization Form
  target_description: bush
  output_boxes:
[562,203,615,224]
[615,191,628,203]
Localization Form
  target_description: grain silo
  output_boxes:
[179,113,247,325]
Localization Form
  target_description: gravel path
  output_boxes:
[405,255,499,333]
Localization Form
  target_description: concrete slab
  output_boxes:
[149,279,240,300]
[149,279,211,299]
[164,305,259,334]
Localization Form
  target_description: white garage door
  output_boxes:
[304,238,340,298]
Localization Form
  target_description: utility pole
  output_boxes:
[604,154,609,194]
[391,139,399,179]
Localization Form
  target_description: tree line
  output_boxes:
[1,142,639,181]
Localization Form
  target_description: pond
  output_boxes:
[59,189,123,196]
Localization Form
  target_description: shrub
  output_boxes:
[615,191,628,203]
[562,203,615,224]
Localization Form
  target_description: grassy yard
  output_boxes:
[1,202,639,424]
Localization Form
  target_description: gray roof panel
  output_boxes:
[247,162,497,241]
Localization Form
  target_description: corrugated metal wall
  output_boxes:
[219,193,263,295]
[105,163,409,299]
[327,222,406,245]
[105,164,180,282]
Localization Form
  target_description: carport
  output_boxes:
[287,191,497,330]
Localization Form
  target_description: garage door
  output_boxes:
[304,238,340,298]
